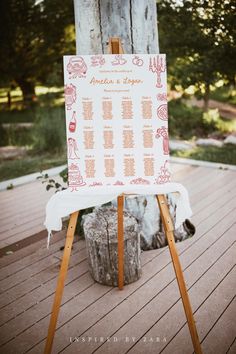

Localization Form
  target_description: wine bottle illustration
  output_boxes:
[69,111,76,132]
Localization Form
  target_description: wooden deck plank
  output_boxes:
[0,225,47,249]
[0,162,191,249]
[184,173,230,202]
[56,225,236,354]
[0,256,90,328]
[201,296,236,354]
[0,166,232,272]
[0,240,83,292]
[191,177,236,216]
[0,215,46,241]
[0,164,235,354]
[160,265,236,354]
[9,204,235,354]
[192,189,236,226]
[0,233,67,281]
[0,247,161,326]
[1,248,166,351]
[0,244,86,309]
[0,176,235,309]
[0,202,47,231]
[189,170,236,204]
[171,165,197,181]
[0,194,50,220]
[0,175,63,203]
[126,231,236,354]
[0,164,226,250]
[0,166,221,280]
[227,337,236,354]
[0,229,65,269]
[0,169,227,272]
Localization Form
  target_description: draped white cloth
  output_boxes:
[44,182,192,248]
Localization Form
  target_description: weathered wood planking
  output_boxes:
[0,187,235,353]
[23,209,236,354]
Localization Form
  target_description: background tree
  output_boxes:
[0,0,75,104]
[157,0,236,110]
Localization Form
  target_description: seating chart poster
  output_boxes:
[63,54,170,191]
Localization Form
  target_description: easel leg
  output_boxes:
[156,195,202,354]
[44,211,79,354]
[117,195,124,290]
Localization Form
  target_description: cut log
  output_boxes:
[82,206,141,286]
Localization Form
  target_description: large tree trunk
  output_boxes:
[74,0,159,54]
[203,82,210,112]
[18,78,36,105]
[73,0,194,251]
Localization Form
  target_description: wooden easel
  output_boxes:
[44,38,202,354]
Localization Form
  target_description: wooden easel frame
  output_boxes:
[44,38,202,354]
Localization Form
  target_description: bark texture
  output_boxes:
[73,0,195,283]
[82,206,142,286]
[112,195,195,250]
[73,0,159,54]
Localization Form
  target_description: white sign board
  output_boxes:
[63,54,170,191]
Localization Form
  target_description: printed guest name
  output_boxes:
[90,77,143,85]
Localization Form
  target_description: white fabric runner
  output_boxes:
[44,182,192,248]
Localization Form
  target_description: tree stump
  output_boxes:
[82,206,141,287]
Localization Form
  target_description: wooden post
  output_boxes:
[44,211,79,354]
[108,37,124,54]
[108,38,125,290]
[117,195,124,290]
[156,195,202,354]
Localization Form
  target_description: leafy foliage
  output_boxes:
[168,99,217,139]
[157,0,236,106]
[37,171,67,192]
[0,0,75,102]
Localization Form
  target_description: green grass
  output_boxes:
[0,106,65,149]
[0,86,64,124]
[0,109,36,124]
[171,144,236,165]
[0,154,67,182]
[0,125,34,147]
